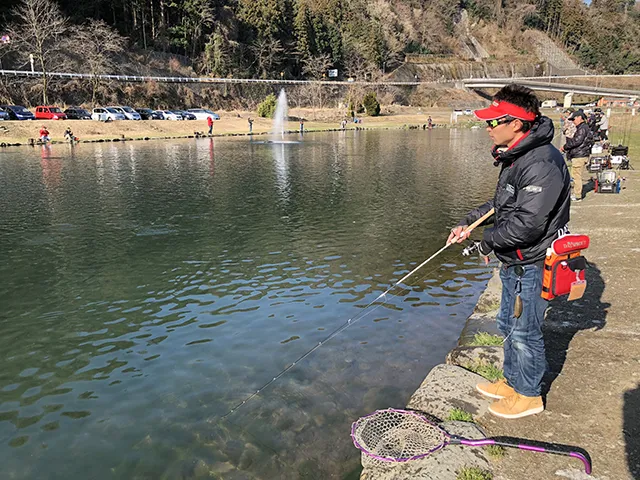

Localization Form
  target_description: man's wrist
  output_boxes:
[478,240,492,256]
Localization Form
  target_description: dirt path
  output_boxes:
[484,170,640,480]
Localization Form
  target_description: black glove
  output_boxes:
[478,240,492,256]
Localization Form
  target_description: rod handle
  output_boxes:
[464,207,495,235]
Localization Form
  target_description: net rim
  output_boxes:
[350,408,449,463]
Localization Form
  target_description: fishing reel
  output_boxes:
[461,241,482,257]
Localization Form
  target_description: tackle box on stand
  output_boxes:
[588,155,609,173]
[594,170,621,194]
[610,145,631,170]
[588,141,611,173]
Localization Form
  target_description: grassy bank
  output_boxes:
[0,106,466,145]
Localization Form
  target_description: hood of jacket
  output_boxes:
[491,116,555,166]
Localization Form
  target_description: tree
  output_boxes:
[362,91,380,116]
[302,53,332,79]
[7,0,69,105]
[257,93,277,117]
[168,0,215,57]
[250,37,284,78]
[75,20,126,106]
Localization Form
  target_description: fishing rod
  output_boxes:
[222,208,496,418]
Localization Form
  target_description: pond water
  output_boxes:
[0,129,498,479]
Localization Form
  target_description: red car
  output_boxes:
[34,106,67,120]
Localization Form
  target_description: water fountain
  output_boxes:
[250,88,299,145]
[272,89,288,139]
[264,88,299,144]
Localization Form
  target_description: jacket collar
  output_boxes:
[492,116,555,166]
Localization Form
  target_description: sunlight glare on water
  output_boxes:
[0,129,497,479]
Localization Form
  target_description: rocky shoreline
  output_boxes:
[359,269,505,480]
[359,170,640,480]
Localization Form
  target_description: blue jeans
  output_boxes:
[497,264,549,397]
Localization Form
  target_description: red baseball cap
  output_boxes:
[474,100,537,122]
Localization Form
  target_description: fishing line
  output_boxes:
[222,210,495,418]
[221,249,456,418]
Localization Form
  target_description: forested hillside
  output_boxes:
[1,0,640,78]
[0,0,639,108]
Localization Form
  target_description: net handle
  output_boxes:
[450,436,592,474]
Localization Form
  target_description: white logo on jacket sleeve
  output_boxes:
[506,184,515,194]
[523,185,543,193]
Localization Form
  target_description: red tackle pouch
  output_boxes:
[541,235,590,301]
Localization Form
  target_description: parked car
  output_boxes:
[110,106,141,120]
[0,105,35,120]
[0,109,9,121]
[187,108,220,120]
[91,107,126,122]
[135,108,163,120]
[35,106,67,120]
[64,106,91,120]
[156,110,182,121]
[464,109,473,115]
[174,110,196,120]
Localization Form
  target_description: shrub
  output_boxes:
[447,408,473,422]
[362,92,380,116]
[486,445,506,459]
[257,93,277,118]
[464,361,504,382]
[456,467,493,480]
[469,332,503,346]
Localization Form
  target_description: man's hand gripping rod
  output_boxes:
[387,208,496,292]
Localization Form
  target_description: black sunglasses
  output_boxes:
[486,117,516,129]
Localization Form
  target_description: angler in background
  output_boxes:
[561,110,593,202]
[64,126,74,143]
[448,84,571,420]
[596,109,609,140]
[561,109,576,140]
[39,125,50,143]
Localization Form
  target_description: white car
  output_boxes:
[92,107,126,121]
[157,110,183,121]
[186,108,220,120]
[464,109,473,115]
[113,106,141,120]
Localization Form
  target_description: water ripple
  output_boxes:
[0,130,497,479]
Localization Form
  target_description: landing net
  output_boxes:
[350,408,447,465]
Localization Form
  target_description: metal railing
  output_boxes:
[0,69,429,86]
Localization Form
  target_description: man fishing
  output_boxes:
[447,84,571,419]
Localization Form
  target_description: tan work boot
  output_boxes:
[488,393,544,419]
[476,378,515,399]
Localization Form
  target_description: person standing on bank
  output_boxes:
[207,115,214,136]
[448,84,571,419]
[561,110,593,202]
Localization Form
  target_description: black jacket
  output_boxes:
[459,117,571,266]
[564,122,593,159]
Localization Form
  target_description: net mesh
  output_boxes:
[351,409,447,464]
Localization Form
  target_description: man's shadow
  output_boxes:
[624,386,640,479]
[542,262,609,394]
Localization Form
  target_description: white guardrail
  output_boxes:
[0,69,427,86]
[3,69,640,90]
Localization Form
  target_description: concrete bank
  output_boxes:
[360,171,640,480]
[359,271,504,480]
[0,123,457,148]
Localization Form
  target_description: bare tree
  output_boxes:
[74,20,126,106]
[7,0,69,104]
[250,37,283,78]
[302,53,333,79]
